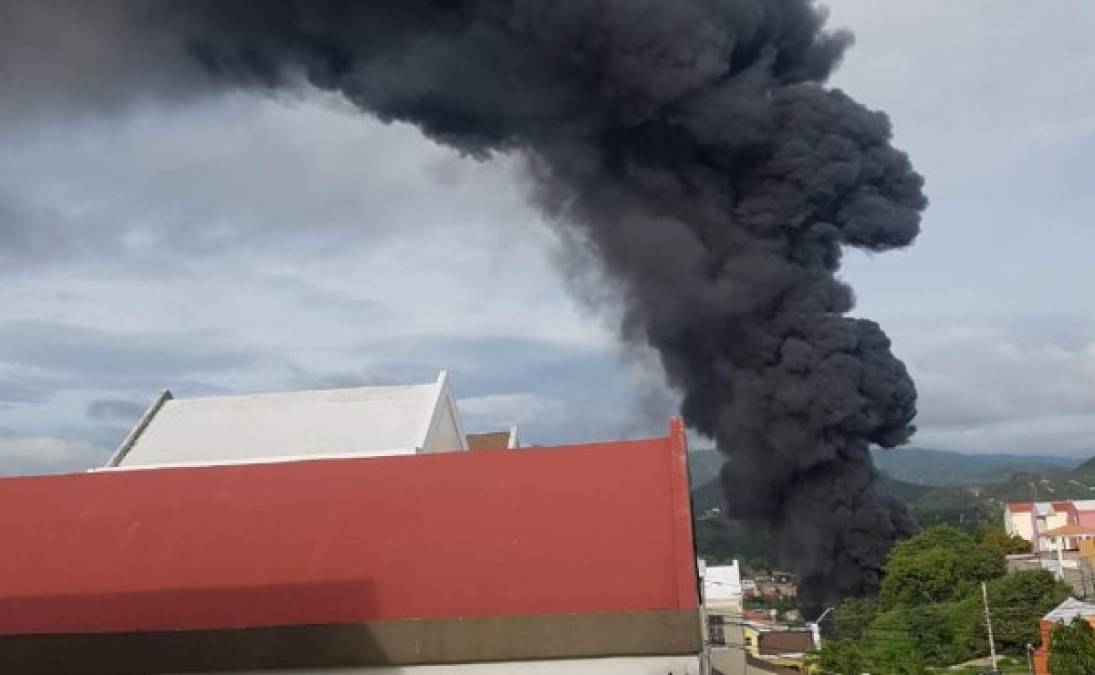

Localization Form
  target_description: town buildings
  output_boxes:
[740,624,814,673]
[700,562,813,675]
[1005,501,1095,552]
[0,377,703,674]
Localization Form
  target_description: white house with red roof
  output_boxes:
[0,393,703,674]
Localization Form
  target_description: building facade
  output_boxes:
[1005,501,1095,553]
[0,417,702,674]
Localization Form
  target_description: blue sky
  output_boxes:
[1,1,1094,474]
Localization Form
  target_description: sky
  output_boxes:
[1,1,1094,475]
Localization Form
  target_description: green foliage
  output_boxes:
[809,640,866,675]
[988,570,1071,652]
[817,525,1058,670]
[833,597,877,641]
[692,516,776,568]
[979,523,1033,556]
[1049,619,1095,675]
[879,525,1005,609]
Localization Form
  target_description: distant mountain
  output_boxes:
[691,446,1081,492]
[690,449,1095,561]
[877,454,1095,529]
[687,448,723,488]
[871,447,1079,487]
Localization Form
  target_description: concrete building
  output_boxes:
[105,371,473,469]
[740,624,814,673]
[703,561,746,675]
[0,419,702,674]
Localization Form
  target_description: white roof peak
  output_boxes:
[1045,597,1095,624]
[105,371,469,469]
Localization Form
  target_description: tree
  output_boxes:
[861,609,930,674]
[1049,619,1095,675]
[979,523,1032,556]
[879,525,1005,609]
[810,640,866,675]
[833,597,877,641]
[988,570,1071,653]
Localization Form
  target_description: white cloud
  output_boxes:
[0,434,103,475]
[898,323,1095,455]
[458,392,563,425]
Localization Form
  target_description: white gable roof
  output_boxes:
[106,371,467,469]
[1044,597,1095,624]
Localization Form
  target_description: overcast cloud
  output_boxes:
[1,1,1094,474]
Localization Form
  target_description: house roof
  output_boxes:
[1044,597,1095,624]
[1007,502,1034,513]
[757,630,814,655]
[107,371,468,468]
[0,418,697,672]
[1042,523,1095,538]
[1035,502,1056,516]
[466,430,514,450]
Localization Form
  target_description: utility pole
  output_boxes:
[981,581,998,672]
[808,607,834,651]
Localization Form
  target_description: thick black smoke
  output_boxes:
[8,0,927,606]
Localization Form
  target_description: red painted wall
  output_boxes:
[1034,616,1095,675]
[0,420,697,635]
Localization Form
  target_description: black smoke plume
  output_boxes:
[7,0,927,606]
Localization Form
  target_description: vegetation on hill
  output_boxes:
[686,448,724,489]
[811,526,1070,674]
[872,447,1079,486]
[692,449,1095,564]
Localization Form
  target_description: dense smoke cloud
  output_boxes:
[2,0,926,606]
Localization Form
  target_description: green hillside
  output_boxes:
[692,454,1095,561]
[871,447,1078,486]
[686,448,723,489]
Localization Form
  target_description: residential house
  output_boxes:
[1033,596,1095,675]
[1040,523,1095,554]
[756,580,796,600]
[741,623,814,673]
[1005,501,1095,553]
[741,578,759,597]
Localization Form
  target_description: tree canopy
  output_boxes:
[979,523,1032,557]
[1049,619,1095,675]
[988,569,1070,652]
[879,525,1005,609]
[812,525,1069,673]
